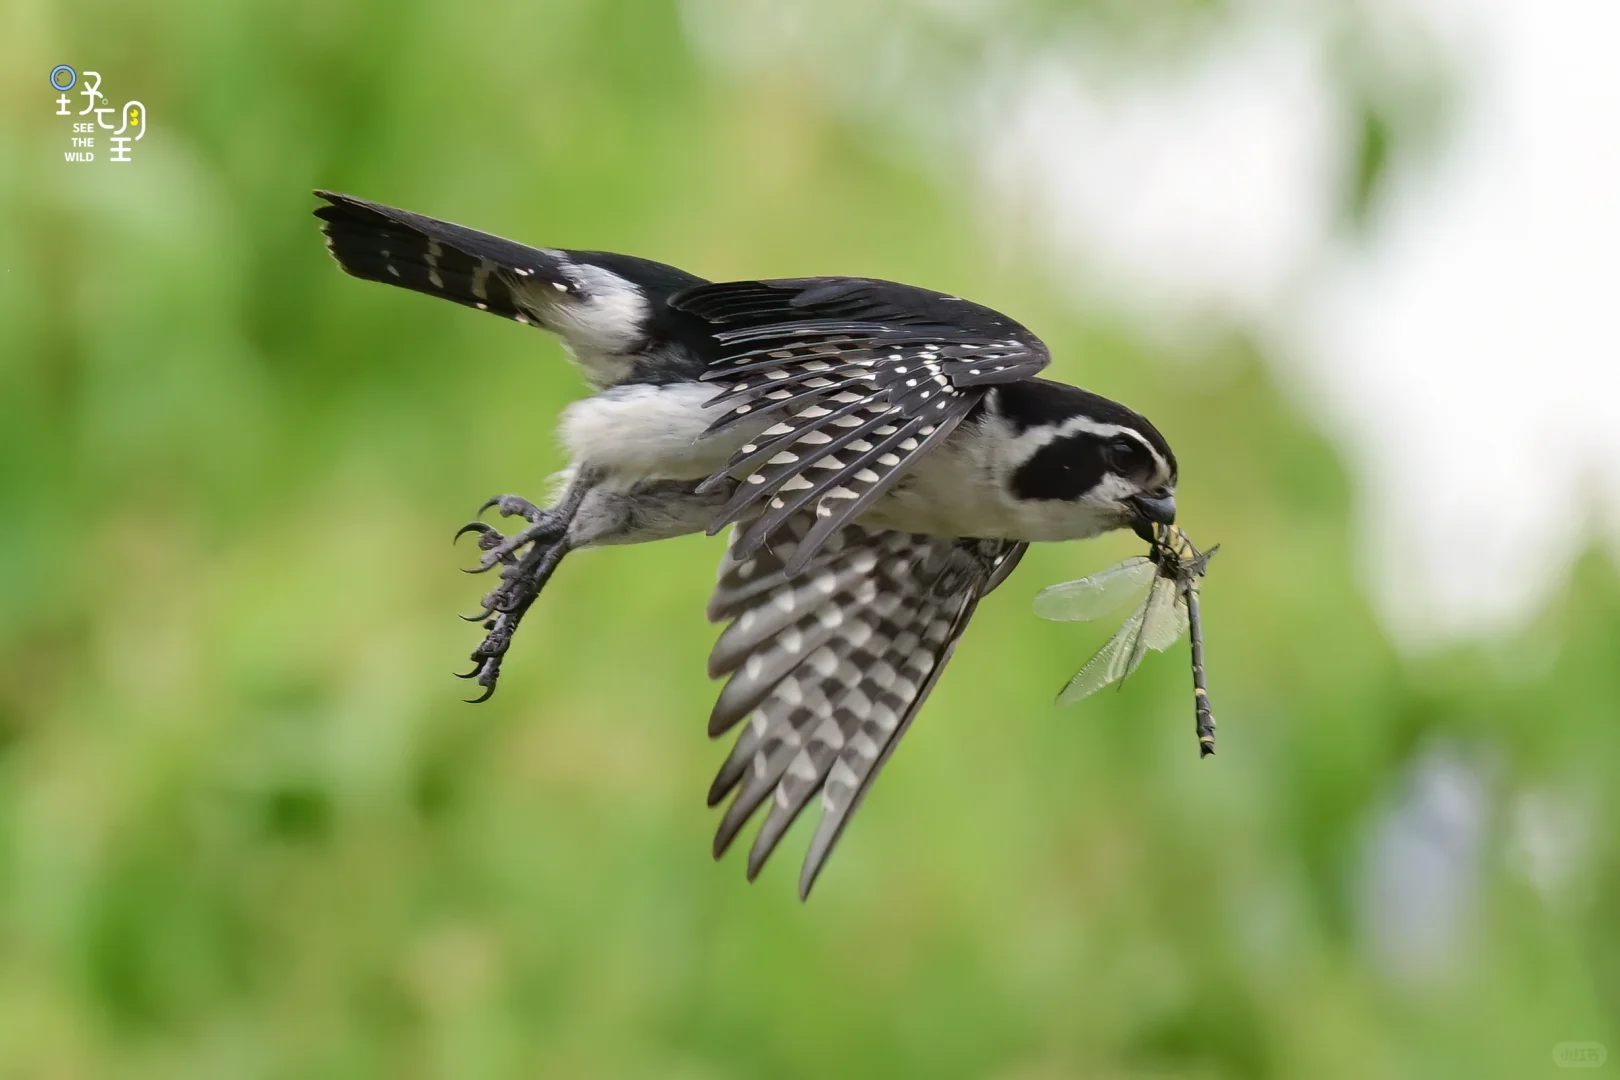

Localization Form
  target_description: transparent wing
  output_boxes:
[1139,574,1190,653]
[1118,572,1190,685]
[1056,574,1192,706]
[1055,594,1150,704]
[1032,557,1156,622]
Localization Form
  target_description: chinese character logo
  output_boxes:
[52,65,147,164]
[1553,1042,1608,1069]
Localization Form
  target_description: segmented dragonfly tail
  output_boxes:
[1186,586,1216,757]
[1171,534,1219,758]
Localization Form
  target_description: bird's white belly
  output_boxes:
[560,382,761,481]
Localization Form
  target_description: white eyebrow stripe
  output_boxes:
[998,404,1176,484]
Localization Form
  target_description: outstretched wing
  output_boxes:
[671,278,1050,574]
[705,509,1026,898]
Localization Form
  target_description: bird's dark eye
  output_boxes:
[1104,436,1145,474]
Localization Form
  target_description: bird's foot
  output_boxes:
[455,494,566,571]
[454,493,573,702]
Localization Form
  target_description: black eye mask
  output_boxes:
[1010,432,1113,502]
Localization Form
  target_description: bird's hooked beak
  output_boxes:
[1128,491,1176,542]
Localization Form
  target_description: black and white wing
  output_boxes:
[314,191,706,385]
[671,278,1050,574]
[705,510,1026,898]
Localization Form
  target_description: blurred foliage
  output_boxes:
[0,0,1616,1077]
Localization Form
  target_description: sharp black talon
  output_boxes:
[459,609,495,622]
[465,683,497,704]
[455,521,497,543]
[453,664,483,679]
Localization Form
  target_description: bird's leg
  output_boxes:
[454,480,593,702]
[451,476,730,702]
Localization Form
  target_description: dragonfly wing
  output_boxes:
[1056,597,1148,705]
[1119,573,1173,680]
[1033,557,1156,622]
[1140,575,1191,653]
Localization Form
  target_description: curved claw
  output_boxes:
[480,494,546,521]
[453,664,484,680]
[455,521,498,544]
[465,683,497,704]
[459,608,496,622]
[464,557,507,575]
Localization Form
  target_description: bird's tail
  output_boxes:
[313,191,708,372]
[314,190,558,323]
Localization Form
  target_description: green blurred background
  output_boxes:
[2,1,1616,1076]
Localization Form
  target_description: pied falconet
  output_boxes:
[314,191,1180,897]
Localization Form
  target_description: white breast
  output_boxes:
[560,382,761,482]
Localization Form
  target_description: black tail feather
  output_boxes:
[314,190,567,323]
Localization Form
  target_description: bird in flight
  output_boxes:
[314,191,1178,897]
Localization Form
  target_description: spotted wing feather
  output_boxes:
[671,279,1050,570]
[706,509,1026,898]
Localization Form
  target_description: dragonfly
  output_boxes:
[1033,523,1220,756]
